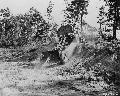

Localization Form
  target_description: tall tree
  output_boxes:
[97,6,106,30]
[64,0,89,39]
[64,0,89,28]
[97,5,112,40]
[103,0,120,39]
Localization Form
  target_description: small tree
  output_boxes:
[46,1,59,45]
[26,7,50,42]
[46,1,54,20]
[0,8,15,47]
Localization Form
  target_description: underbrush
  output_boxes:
[57,37,120,95]
[1,36,120,95]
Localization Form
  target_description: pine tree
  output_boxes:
[64,0,89,39]
[103,0,120,39]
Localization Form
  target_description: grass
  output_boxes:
[0,38,119,96]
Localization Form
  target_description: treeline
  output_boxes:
[0,7,51,48]
[0,0,90,48]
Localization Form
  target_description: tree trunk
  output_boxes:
[113,1,118,39]
[100,22,102,30]
[81,14,83,32]
[113,10,117,39]
[113,21,116,39]
[73,15,80,43]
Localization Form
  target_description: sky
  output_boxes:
[0,0,105,28]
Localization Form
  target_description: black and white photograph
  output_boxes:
[0,0,119,96]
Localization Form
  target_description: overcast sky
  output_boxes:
[0,0,105,28]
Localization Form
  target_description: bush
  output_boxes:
[85,38,120,90]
